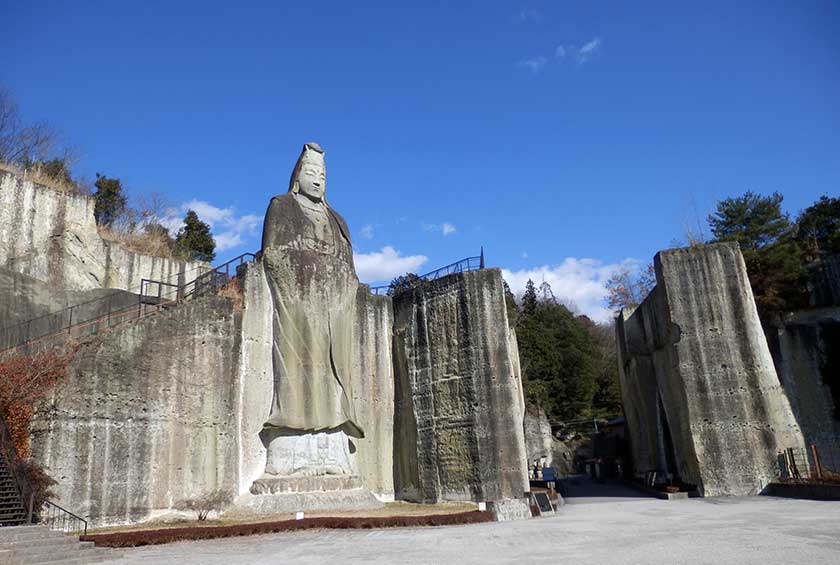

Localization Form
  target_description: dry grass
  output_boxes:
[98,224,185,260]
[217,277,244,309]
[89,501,478,535]
[0,160,86,195]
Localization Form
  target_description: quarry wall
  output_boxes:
[0,170,207,293]
[392,268,529,503]
[617,243,806,496]
[30,296,242,526]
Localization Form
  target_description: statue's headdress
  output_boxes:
[288,142,325,196]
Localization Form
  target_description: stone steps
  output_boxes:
[0,525,114,564]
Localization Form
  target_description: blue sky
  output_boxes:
[3,1,839,321]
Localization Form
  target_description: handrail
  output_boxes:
[369,249,485,295]
[1,252,257,353]
[42,500,87,537]
[0,413,35,524]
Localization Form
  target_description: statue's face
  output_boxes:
[297,160,326,201]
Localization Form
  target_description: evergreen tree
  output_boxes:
[796,195,840,260]
[93,173,127,227]
[708,191,807,317]
[175,210,216,262]
[515,280,599,422]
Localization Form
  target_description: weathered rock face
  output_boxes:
[768,312,840,454]
[392,268,528,503]
[765,256,840,456]
[616,243,806,496]
[352,288,395,499]
[0,170,207,292]
[523,405,573,476]
[31,296,241,526]
[0,267,137,350]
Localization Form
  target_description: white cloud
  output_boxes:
[517,56,548,75]
[422,222,457,236]
[161,199,262,253]
[502,256,640,324]
[354,246,428,283]
[555,45,566,59]
[576,37,602,64]
[359,224,374,239]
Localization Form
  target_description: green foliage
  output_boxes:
[515,279,600,422]
[796,195,840,260]
[93,173,128,227]
[578,316,623,418]
[388,272,421,296]
[708,191,808,317]
[176,210,216,262]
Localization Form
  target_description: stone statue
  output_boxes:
[258,142,363,480]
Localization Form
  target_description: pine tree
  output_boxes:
[708,191,807,317]
[175,210,216,262]
[93,173,127,227]
[796,195,840,260]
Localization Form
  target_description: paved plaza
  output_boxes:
[103,483,840,564]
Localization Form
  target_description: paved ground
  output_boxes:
[102,481,840,564]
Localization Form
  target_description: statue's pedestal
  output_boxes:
[242,475,382,514]
[250,474,364,495]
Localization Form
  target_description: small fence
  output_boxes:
[779,443,840,482]
[369,250,485,295]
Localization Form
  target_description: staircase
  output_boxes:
[0,441,26,528]
[0,525,113,564]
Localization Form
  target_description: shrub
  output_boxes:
[174,488,234,521]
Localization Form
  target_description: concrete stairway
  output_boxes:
[0,525,113,564]
[0,452,25,527]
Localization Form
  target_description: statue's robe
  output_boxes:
[261,193,364,439]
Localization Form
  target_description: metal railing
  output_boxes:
[0,252,256,354]
[0,415,34,524]
[779,443,840,482]
[41,500,87,537]
[369,249,485,295]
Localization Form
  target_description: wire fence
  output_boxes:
[779,442,840,482]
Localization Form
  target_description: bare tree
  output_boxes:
[0,87,57,164]
[605,263,656,311]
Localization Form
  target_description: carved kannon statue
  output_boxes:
[259,142,363,478]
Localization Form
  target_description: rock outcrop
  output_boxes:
[392,268,529,503]
[616,243,806,496]
[0,170,207,293]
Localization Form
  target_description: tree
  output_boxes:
[0,348,75,459]
[516,280,599,422]
[388,272,422,296]
[795,195,840,260]
[605,263,655,311]
[176,210,216,262]
[502,280,519,326]
[708,191,807,317]
[0,87,56,164]
[93,173,128,227]
[578,316,623,418]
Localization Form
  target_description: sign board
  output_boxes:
[529,492,554,516]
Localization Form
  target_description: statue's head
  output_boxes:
[289,142,326,202]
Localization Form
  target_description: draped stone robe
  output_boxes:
[261,193,364,440]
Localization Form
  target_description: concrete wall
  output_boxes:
[392,268,529,503]
[617,243,806,496]
[0,170,207,293]
[30,296,241,526]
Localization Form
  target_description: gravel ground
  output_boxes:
[101,482,840,564]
